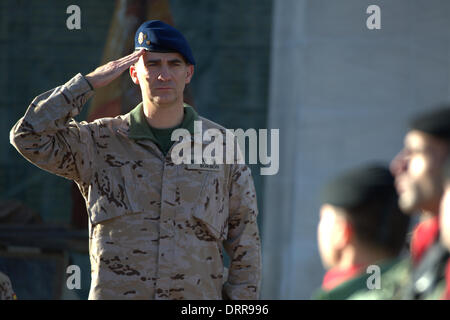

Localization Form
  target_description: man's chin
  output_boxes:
[398,192,421,214]
[152,96,177,106]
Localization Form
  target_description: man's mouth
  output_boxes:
[395,178,407,194]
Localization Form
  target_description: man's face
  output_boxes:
[440,183,450,250]
[317,204,350,269]
[130,51,194,107]
[390,130,448,214]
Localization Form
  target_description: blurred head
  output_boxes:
[439,159,450,250]
[318,204,352,268]
[318,165,410,269]
[391,108,450,215]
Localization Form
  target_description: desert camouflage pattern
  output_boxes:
[0,272,16,300]
[10,73,261,300]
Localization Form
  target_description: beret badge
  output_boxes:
[138,32,144,44]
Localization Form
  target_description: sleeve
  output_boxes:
[223,164,262,300]
[9,73,96,185]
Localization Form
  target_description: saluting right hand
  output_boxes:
[84,49,145,89]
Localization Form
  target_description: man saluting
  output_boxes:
[10,20,261,300]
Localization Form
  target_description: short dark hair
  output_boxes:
[409,106,450,143]
[343,190,410,256]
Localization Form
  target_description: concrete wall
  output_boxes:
[262,0,450,299]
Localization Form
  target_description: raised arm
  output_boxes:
[10,50,145,184]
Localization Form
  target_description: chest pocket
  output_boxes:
[88,166,161,253]
[181,165,230,241]
[88,167,135,227]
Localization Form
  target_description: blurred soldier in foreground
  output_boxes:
[313,164,410,299]
[390,107,450,299]
[9,20,261,300]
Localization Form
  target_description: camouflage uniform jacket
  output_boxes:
[10,73,262,300]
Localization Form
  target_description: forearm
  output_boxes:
[223,165,262,299]
[224,219,262,299]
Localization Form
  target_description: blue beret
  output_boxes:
[134,20,195,65]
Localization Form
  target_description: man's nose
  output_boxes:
[157,66,171,81]
[390,150,408,176]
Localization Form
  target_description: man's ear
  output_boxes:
[185,65,194,84]
[129,64,139,85]
[342,221,353,245]
[333,217,353,250]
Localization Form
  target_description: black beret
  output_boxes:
[409,106,450,142]
[134,20,195,65]
[321,164,396,209]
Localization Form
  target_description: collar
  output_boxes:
[410,215,440,266]
[128,102,199,142]
[322,264,365,291]
[315,259,403,299]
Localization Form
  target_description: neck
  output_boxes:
[420,210,438,220]
[421,199,442,218]
[143,99,184,129]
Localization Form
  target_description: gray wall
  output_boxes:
[262,0,450,299]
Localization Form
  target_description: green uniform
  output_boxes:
[403,241,448,300]
[313,258,411,300]
[130,102,197,156]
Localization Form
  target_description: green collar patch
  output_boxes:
[128,102,199,142]
[312,258,404,300]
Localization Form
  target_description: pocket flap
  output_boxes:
[192,186,229,240]
[88,168,134,225]
[89,195,131,225]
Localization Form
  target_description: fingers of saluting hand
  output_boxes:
[116,49,146,69]
[85,49,146,89]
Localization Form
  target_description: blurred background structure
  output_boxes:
[1,0,450,299]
